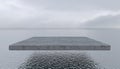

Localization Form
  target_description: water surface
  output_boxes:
[0,29,119,69]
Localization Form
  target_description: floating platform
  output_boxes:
[9,37,110,50]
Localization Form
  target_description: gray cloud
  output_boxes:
[0,0,120,28]
[21,0,120,11]
[82,14,120,28]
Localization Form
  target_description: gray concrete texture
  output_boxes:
[9,37,110,50]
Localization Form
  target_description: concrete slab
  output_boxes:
[9,37,110,50]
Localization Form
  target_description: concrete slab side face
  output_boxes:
[9,37,111,50]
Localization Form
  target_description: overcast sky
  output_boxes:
[0,0,120,28]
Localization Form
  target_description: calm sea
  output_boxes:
[0,29,119,69]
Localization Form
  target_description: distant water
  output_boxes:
[0,29,120,69]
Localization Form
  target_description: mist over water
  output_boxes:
[0,29,119,69]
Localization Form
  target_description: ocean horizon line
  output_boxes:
[0,27,120,30]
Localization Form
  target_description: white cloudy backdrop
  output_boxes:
[0,0,120,28]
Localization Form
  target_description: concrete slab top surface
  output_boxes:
[9,37,110,50]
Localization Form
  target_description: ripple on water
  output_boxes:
[18,52,102,69]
